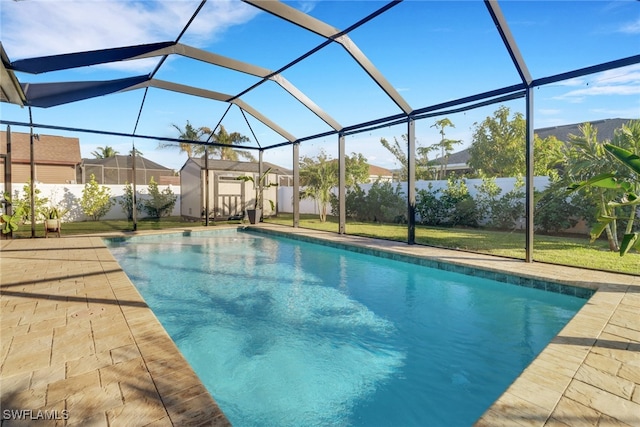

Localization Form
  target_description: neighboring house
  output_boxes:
[367,164,394,183]
[78,155,178,186]
[180,158,292,220]
[434,118,633,177]
[0,131,81,183]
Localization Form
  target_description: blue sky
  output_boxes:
[1,0,638,172]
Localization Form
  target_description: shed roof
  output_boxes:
[187,158,292,176]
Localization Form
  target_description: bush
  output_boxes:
[366,181,406,223]
[416,184,446,226]
[119,182,143,221]
[331,181,406,223]
[534,179,580,233]
[80,174,115,221]
[141,177,177,218]
[439,177,478,227]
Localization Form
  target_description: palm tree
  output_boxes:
[91,145,119,159]
[161,121,211,158]
[162,122,255,161]
[210,125,255,161]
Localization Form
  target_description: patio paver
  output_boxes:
[1,225,639,426]
[1,235,230,426]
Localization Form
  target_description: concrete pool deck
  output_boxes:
[1,224,638,426]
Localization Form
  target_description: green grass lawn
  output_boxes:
[4,214,637,275]
[7,216,241,238]
[265,214,639,275]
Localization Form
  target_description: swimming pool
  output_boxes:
[106,229,588,427]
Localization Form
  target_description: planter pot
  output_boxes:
[44,219,61,237]
[246,209,262,224]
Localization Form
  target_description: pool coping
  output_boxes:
[1,230,236,426]
[245,224,639,426]
[1,224,638,426]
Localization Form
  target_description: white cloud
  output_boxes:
[295,1,318,14]
[552,64,640,102]
[1,0,258,70]
[537,109,562,116]
[620,18,640,34]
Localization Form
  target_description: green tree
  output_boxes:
[431,118,462,180]
[468,106,526,177]
[344,152,370,187]
[533,134,564,178]
[210,125,255,161]
[163,120,210,158]
[299,150,338,222]
[80,174,115,221]
[163,122,255,161]
[91,146,119,159]
[380,135,433,180]
[141,177,178,218]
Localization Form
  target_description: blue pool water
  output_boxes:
[105,229,586,427]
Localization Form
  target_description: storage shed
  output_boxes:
[180,158,292,221]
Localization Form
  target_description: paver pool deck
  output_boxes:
[1,224,638,426]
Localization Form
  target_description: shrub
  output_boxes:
[119,182,142,221]
[534,179,581,233]
[416,184,446,226]
[80,174,115,221]
[141,177,177,218]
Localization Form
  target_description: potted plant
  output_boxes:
[237,167,278,224]
[42,205,66,237]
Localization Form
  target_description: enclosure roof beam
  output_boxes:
[244,0,412,115]
[484,0,532,86]
[1,43,26,106]
[126,79,297,143]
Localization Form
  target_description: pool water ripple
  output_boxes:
[106,230,585,427]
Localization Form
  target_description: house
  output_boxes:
[78,155,178,186]
[367,164,394,182]
[180,158,292,220]
[435,118,633,177]
[0,131,81,184]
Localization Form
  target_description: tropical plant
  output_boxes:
[80,174,115,221]
[91,145,119,159]
[11,182,49,223]
[237,167,277,212]
[210,125,255,161]
[42,205,67,220]
[431,118,462,180]
[564,123,621,251]
[140,177,177,218]
[568,121,640,256]
[163,120,209,158]
[163,121,255,161]
[1,193,25,235]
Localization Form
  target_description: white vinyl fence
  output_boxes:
[277,177,551,215]
[2,183,180,221]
